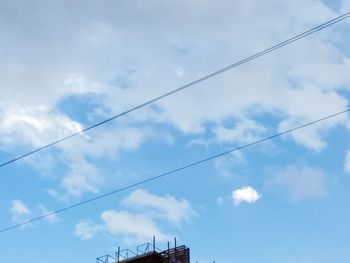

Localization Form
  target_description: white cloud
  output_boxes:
[74,210,170,243]
[55,126,155,198]
[277,87,348,151]
[101,210,170,242]
[75,189,195,242]
[0,106,161,200]
[74,221,103,240]
[214,119,267,145]
[267,165,327,201]
[61,159,101,198]
[9,200,59,227]
[0,105,82,148]
[10,199,31,223]
[232,186,261,205]
[122,189,196,226]
[9,199,58,228]
[214,152,246,180]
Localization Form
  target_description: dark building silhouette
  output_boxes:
[97,238,190,263]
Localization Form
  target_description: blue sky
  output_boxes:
[1,1,350,262]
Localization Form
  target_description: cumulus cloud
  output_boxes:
[74,189,195,242]
[232,186,261,205]
[266,165,327,201]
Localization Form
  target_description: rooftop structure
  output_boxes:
[96,238,190,263]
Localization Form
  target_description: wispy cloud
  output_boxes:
[103,210,170,242]
[122,189,196,226]
[74,189,195,243]
[38,204,58,223]
[74,221,104,240]
[214,152,246,180]
[9,200,59,228]
[75,210,170,243]
[10,199,31,224]
[266,165,327,201]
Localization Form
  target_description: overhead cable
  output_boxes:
[1,12,349,169]
[1,108,349,233]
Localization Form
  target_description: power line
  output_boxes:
[1,12,349,169]
[1,108,349,234]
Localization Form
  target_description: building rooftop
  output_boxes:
[96,238,190,263]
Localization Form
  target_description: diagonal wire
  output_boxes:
[1,12,349,169]
[1,108,349,233]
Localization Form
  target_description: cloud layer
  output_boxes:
[1,0,350,200]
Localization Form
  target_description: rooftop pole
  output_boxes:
[153,236,156,252]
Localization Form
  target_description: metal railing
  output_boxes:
[96,255,116,263]
[116,248,137,261]
[96,237,188,263]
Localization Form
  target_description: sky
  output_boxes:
[1,0,350,262]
